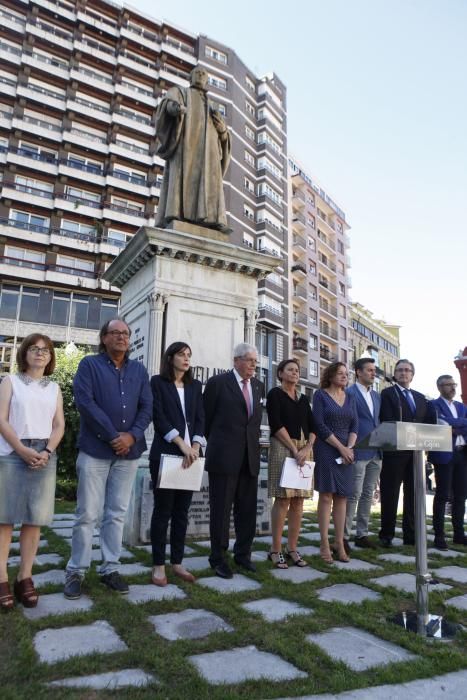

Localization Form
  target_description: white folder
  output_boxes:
[279,457,315,490]
[157,455,205,491]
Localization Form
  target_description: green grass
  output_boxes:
[1,503,466,699]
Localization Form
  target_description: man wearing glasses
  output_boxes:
[428,375,467,549]
[203,343,264,578]
[378,359,436,547]
[64,319,152,598]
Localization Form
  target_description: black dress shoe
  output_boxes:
[452,535,467,546]
[354,536,376,549]
[234,557,256,573]
[379,537,392,548]
[434,537,449,551]
[211,561,233,579]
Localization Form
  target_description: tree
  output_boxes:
[52,343,90,498]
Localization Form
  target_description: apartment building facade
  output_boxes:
[349,302,400,391]
[0,0,288,389]
[288,156,351,398]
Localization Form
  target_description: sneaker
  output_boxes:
[64,573,82,600]
[100,571,129,594]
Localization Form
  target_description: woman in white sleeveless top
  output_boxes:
[0,334,65,610]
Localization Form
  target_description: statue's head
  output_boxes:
[190,66,209,90]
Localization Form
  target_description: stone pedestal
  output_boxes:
[104,223,278,543]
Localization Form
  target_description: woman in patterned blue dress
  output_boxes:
[312,362,358,564]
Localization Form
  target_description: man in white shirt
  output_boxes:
[345,358,382,550]
[428,375,467,549]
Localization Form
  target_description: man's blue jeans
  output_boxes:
[344,458,382,539]
[66,451,138,577]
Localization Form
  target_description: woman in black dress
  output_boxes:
[267,359,315,568]
[149,342,205,586]
[312,362,358,564]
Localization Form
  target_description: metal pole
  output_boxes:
[413,449,429,635]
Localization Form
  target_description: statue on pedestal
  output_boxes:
[155,66,231,233]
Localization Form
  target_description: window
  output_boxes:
[100,299,119,326]
[0,284,19,319]
[5,246,45,264]
[210,100,226,116]
[306,193,315,206]
[309,262,316,276]
[15,175,53,196]
[339,282,346,296]
[307,216,315,229]
[245,124,255,141]
[106,229,128,246]
[208,74,227,91]
[339,303,347,319]
[244,177,254,193]
[243,204,254,221]
[61,220,95,236]
[65,186,100,205]
[309,309,317,326]
[10,210,49,232]
[67,153,102,173]
[56,254,94,272]
[51,291,70,326]
[20,287,40,322]
[245,75,255,92]
[309,334,318,351]
[308,236,316,251]
[257,182,281,205]
[244,150,255,167]
[338,240,345,254]
[70,294,89,328]
[205,46,227,64]
[18,141,57,162]
[309,360,318,377]
[256,209,282,231]
[243,232,254,248]
[111,196,144,213]
[257,131,281,153]
[245,101,255,116]
[257,157,282,180]
[338,260,345,274]
[340,325,347,341]
[309,284,317,300]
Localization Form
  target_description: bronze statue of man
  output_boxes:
[155,65,231,232]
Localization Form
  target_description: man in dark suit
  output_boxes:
[344,358,382,551]
[428,375,467,549]
[203,342,264,578]
[378,358,436,547]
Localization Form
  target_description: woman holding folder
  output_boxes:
[149,342,205,586]
[266,359,315,569]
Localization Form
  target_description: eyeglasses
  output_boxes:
[237,357,257,365]
[28,346,50,355]
[106,330,130,338]
[440,383,457,388]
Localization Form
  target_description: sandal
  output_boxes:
[14,577,39,608]
[285,549,308,567]
[332,542,350,563]
[319,544,334,565]
[0,581,14,611]
[267,551,288,569]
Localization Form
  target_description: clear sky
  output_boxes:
[134,0,467,397]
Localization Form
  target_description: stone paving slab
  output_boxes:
[10,539,48,552]
[181,556,211,571]
[50,520,75,529]
[127,583,186,604]
[392,537,403,546]
[22,593,93,620]
[34,620,128,664]
[333,559,382,572]
[306,626,417,671]
[316,583,382,605]
[8,553,63,567]
[300,532,322,542]
[189,645,307,684]
[427,548,464,559]
[378,553,416,564]
[198,574,262,593]
[149,608,233,640]
[297,545,321,556]
[253,535,287,545]
[51,528,76,537]
[117,563,152,576]
[51,514,76,521]
[434,566,467,584]
[445,594,467,611]
[47,669,156,689]
[33,569,66,588]
[274,669,467,699]
[370,573,452,593]
[271,566,328,584]
[241,597,313,622]
[251,550,269,561]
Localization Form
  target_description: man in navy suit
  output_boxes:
[203,342,264,578]
[344,358,382,551]
[378,359,436,547]
[428,375,467,549]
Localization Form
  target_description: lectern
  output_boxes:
[357,421,456,638]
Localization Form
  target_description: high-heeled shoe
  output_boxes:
[333,543,350,563]
[0,581,14,611]
[319,543,334,564]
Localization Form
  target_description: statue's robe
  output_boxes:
[155,86,231,230]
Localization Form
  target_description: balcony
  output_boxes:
[109,142,152,165]
[0,75,17,99]
[106,172,149,196]
[63,130,109,155]
[0,256,46,281]
[320,345,338,363]
[293,311,307,328]
[58,159,106,186]
[162,37,196,64]
[13,115,63,142]
[17,84,66,112]
[102,202,147,226]
[2,181,54,209]
[299,366,308,380]
[117,52,158,80]
[74,39,117,66]
[257,304,283,329]
[0,217,50,246]
[292,212,306,231]
[35,0,77,22]
[319,298,338,318]
[159,63,191,87]
[0,8,26,34]
[115,82,157,108]
[50,226,98,252]
[318,253,336,272]
[317,229,336,251]
[0,109,12,130]
[46,264,97,288]
[66,98,111,125]
[22,50,70,81]
[291,262,307,277]
[70,68,114,95]
[319,322,338,340]
[292,188,306,203]
[54,193,103,218]
[6,147,58,176]
[26,20,74,51]
[263,276,283,297]
[76,10,119,37]
[112,109,154,136]
[255,220,284,243]
[292,233,306,251]
[293,284,307,300]
[292,336,308,353]
[120,25,161,51]
[319,277,337,295]
[0,40,22,67]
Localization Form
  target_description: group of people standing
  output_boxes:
[1,318,466,611]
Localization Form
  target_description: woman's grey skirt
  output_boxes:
[0,439,56,526]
